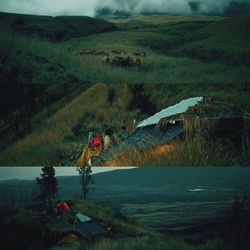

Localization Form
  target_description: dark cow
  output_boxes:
[111,56,133,67]
[112,49,126,55]
[111,56,141,68]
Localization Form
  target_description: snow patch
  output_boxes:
[137,97,203,128]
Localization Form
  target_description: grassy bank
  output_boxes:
[0,83,249,166]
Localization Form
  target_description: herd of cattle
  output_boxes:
[69,47,146,68]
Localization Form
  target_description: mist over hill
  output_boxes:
[95,0,250,17]
[0,0,249,17]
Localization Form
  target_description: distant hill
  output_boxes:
[89,167,250,189]
[141,15,250,66]
[0,12,117,41]
[1,167,250,200]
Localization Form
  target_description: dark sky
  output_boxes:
[0,0,249,16]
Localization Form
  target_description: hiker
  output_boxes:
[103,129,113,150]
[119,126,129,142]
[89,132,103,152]
[56,200,70,216]
[76,131,103,166]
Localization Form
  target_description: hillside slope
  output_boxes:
[0,14,249,88]
[0,83,249,166]
[0,12,117,41]
[0,198,199,250]
[140,15,250,66]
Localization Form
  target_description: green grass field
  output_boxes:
[1,13,250,86]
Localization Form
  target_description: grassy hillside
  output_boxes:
[0,13,250,165]
[0,198,200,250]
[0,83,249,166]
[1,196,250,250]
[1,14,249,87]
[63,15,250,84]
[0,12,117,41]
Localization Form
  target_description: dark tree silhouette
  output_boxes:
[36,166,58,209]
[77,166,95,199]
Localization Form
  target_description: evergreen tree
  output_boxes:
[77,166,94,199]
[36,166,58,209]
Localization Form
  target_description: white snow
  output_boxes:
[137,97,203,128]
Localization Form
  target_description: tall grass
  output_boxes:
[0,82,249,166]
[105,117,249,167]
[0,84,136,165]
[85,237,198,250]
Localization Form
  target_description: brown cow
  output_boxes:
[102,55,110,64]
[96,50,109,56]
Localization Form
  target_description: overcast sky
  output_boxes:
[0,0,249,16]
[0,167,136,180]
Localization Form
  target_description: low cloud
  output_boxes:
[0,0,249,16]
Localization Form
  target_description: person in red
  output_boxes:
[89,133,103,152]
[56,200,70,216]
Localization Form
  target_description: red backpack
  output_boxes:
[90,134,103,151]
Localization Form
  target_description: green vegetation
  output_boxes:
[1,14,250,87]
[36,166,58,207]
[108,126,249,167]
[0,12,250,166]
[1,196,250,250]
[0,199,197,250]
[0,83,249,166]
[77,166,94,199]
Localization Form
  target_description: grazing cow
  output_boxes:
[111,56,139,67]
[83,49,96,55]
[133,51,146,57]
[133,57,141,67]
[73,50,79,56]
[133,51,140,56]
[79,51,85,56]
[96,50,109,56]
[102,55,110,64]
